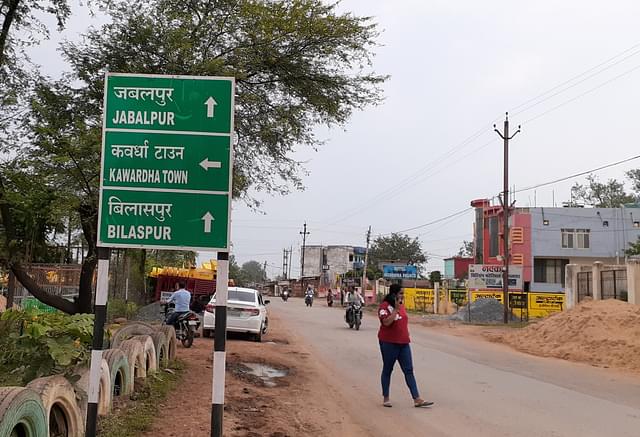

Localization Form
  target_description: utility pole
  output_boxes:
[288,246,293,279]
[300,223,310,293]
[494,113,520,325]
[283,249,288,279]
[361,226,372,300]
[263,260,268,282]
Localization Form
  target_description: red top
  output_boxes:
[377,301,410,344]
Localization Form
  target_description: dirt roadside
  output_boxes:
[142,312,366,437]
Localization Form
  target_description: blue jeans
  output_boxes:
[379,341,420,399]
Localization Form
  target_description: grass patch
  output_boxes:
[97,360,185,437]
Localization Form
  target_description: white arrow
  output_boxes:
[199,158,222,171]
[205,96,217,118]
[202,212,214,233]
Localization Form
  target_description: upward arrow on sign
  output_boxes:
[205,97,218,118]
[202,212,215,233]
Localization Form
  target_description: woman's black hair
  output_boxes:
[383,283,402,306]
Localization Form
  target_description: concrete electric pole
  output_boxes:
[361,226,372,300]
[494,113,521,324]
[300,223,310,292]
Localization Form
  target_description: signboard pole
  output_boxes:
[212,251,229,437]
[85,248,110,437]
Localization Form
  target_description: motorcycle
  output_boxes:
[326,292,334,307]
[281,290,289,302]
[345,302,362,330]
[305,295,313,307]
[163,304,201,348]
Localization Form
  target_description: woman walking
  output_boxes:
[378,283,433,408]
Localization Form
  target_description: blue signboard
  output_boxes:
[383,265,418,279]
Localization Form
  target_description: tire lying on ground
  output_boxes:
[26,375,84,437]
[77,359,112,417]
[110,322,156,349]
[159,325,177,361]
[132,335,158,375]
[150,331,169,368]
[119,338,147,382]
[0,387,48,437]
[102,349,133,397]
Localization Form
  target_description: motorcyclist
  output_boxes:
[326,289,334,306]
[165,280,191,326]
[346,287,365,321]
[305,285,315,303]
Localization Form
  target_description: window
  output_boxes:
[489,217,499,257]
[534,259,569,284]
[561,228,590,249]
[349,254,354,262]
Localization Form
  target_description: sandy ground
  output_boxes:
[142,312,365,437]
[415,299,640,374]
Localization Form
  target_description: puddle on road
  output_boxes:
[241,362,289,387]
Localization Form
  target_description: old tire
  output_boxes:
[0,387,48,437]
[110,323,155,349]
[150,331,169,368]
[77,359,112,417]
[119,338,147,381]
[132,335,158,375]
[26,375,84,437]
[102,349,132,397]
[159,325,177,361]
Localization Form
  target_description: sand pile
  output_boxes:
[489,299,640,373]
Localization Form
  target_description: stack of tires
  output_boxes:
[0,322,174,436]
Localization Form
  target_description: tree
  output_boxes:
[146,250,197,272]
[627,238,640,257]
[240,260,266,285]
[368,233,427,275]
[1,0,386,314]
[457,240,473,258]
[570,174,635,208]
[429,270,442,284]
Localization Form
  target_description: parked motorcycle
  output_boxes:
[345,302,362,330]
[305,295,313,307]
[281,290,289,302]
[163,304,200,348]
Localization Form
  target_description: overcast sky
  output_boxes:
[36,0,640,278]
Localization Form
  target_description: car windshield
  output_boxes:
[212,290,256,303]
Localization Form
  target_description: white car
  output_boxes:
[203,287,269,342]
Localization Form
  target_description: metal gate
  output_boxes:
[600,270,627,301]
[576,271,592,302]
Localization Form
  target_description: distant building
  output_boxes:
[471,198,640,292]
[301,245,366,288]
[443,257,473,281]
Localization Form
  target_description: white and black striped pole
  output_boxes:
[85,247,110,437]
[212,251,229,436]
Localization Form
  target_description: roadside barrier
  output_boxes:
[159,325,177,361]
[102,349,133,397]
[132,335,158,375]
[0,387,48,437]
[150,331,169,368]
[119,339,147,380]
[27,375,84,437]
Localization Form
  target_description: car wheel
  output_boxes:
[253,330,262,342]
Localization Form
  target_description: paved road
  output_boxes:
[270,298,640,437]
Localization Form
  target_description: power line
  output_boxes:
[514,154,640,194]
[378,207,473,236]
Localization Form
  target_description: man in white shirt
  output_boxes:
[165,281,191,326]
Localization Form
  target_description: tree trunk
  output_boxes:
[0,0,20,68]
[11,263,78,314]
[6,270,15,309]
[77,200,98,314]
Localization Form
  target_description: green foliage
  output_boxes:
[570,174,635,207]
[429,270,442,284]
[368,233,427,277]
[240,260,267,284]
[146,250,197,272]
[107,299,139,322]
[0,309,94,384]
[61,0,386,201]
[627,238,640,257]
[457,240,473,258]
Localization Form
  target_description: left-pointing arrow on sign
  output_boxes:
[199,158,222,170]
[205,97,217,118]
[202,212,214,233]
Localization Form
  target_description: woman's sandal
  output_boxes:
[414,400,434,408]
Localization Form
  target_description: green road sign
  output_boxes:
[98,73,234,251]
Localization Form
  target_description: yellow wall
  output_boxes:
[402,287,564,318]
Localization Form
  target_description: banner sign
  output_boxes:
[467,264,523,290]
[383,264,418,279]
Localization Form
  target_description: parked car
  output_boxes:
[203,287,270,342]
